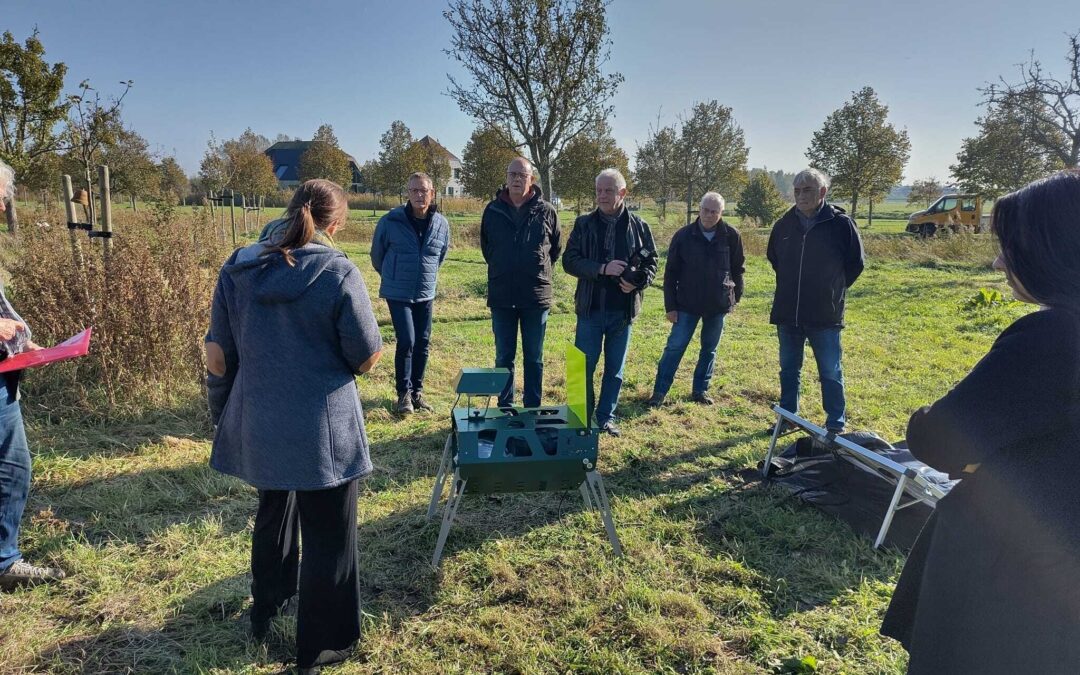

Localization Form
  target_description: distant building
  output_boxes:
[265,141,363,191]
[415,135,466,198]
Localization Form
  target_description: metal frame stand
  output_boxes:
[431,469,468,567]
[580,470,623,556]
[427,434,454,520]
[761,406,946,549]
[427,434,623,566]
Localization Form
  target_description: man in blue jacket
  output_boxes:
[480,157,561,408]
[766,168,864,433]
[371,172,451,414]
[563,169,657,436]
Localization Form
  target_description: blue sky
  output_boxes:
[7,0,1079,183]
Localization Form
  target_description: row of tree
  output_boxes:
[0,30,192,216]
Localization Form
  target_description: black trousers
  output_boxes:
[252,480,361,668]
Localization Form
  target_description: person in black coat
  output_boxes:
[766,168,864,432]
[480,157,561,408]
[647,192,744,407]
[881,169,1080,674]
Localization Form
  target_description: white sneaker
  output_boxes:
[0,560,66,590]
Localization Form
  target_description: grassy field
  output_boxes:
[0,222,1024,673]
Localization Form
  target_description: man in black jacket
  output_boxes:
[766,168,864,432]
[480,157,562,408]
[563,168,657,436]
[648,192,744,408]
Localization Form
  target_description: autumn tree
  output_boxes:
[198,128,277,198]
[298,123,352,189]
[806,86,910,221]
[0,30,68,189]
[634,123,680,222]
[157,156,189,204]
[556,119,629,214]
[737,171,789,227]
[907,177,944,207]
[674,101,749,223]
[413,137,452,196]
[373,120,416,197]
[950,102,1065,198]
[461,123,519,199]
[444,0,622,197]
[99,124,158,208]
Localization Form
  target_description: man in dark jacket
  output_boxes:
[648,192,744,408]
[480,157,561,408]
[766,168,864,432]
[371,172,451,414]
[563,168,657,436]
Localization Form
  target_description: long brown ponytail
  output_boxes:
[266,179,348,266]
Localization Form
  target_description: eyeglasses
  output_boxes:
[506,171,530,181]
[408,187,432,196]
[793,187,821,196]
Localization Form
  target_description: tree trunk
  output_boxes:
[686,178,694,225]
[850,191,860,225]
[868,196,874,228]
[130,194,137,212]
[4,198,17,235]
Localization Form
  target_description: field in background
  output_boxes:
[0,205,1023,673]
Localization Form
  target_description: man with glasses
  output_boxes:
[563,168,657,436]
[371,172,451,414]
[766,168,864,433]
[480,157,561,408]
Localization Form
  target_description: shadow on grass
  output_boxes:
[33,573,299,674]
[603,430,903,615]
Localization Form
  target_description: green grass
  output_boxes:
[2,234,1027,673]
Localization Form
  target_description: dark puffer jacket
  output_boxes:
[370,205,450,302]
[480,186,561,308]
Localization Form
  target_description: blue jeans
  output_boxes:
[491,307,549,408]
[0,389,30,572]
[386,299,433,395]
[574,310,633,427]
[777,324,846,430]
[653,311,726,398]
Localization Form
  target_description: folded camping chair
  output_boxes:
[762,406,951,549]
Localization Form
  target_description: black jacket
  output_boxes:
[480,186,561,309]
[663,219,745,317]
[562,207,657,320]
[766,203,864,328]
[881,308,1080,674]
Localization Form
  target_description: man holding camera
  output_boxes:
[563,169,657,436]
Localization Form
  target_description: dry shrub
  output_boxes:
[737,227,996,266]
[5,206,230,410]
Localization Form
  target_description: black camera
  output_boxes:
[619,247,651,287]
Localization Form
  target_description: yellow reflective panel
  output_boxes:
[566,343,588,428]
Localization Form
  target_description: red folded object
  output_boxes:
[0,328,92,373]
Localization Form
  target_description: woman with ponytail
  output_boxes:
[205,179,382,674]
[881,170,1080,673]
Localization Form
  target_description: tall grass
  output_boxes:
[3,206,230,411]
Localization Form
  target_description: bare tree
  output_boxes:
[66,79,132,226]
[983,30,1080,168]
[444,0,623,198]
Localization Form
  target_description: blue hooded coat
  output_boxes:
[206,239,382,491]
